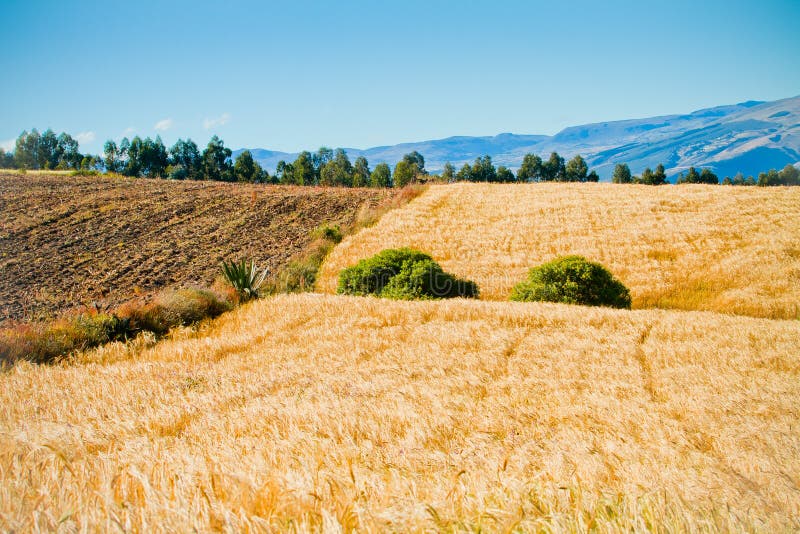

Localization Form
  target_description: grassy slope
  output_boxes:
[0,172,394,324]
[318,183,800,319]
[2,294,799,531]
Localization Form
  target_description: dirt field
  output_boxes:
[318,183,800,319]
[0,172,394,323]
[1,294,798,531]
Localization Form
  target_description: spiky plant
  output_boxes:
[221,259,269,301]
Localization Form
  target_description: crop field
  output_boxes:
[2,181,799,531]
[1,294,798,531]
[0,172,395,324]
[318,183,800,319]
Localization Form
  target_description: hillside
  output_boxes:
[0,172,395,323]
[1,294,798,531]
[238,95,800,178]
[318,183,800,319]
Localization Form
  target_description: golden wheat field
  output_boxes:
[317,183,800,319]
[1,293,799,532]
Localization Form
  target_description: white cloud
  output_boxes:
[0,138,15,152]
[74,131,96,145]
[203,112,231,130]
[121,127,136,137]
[154,118,173,132]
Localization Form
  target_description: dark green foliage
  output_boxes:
[319,149,353,187]
[612,163,632,183]
[201,135,233,181]
[352,156,371,187]
[565,155,588,182]
[496,165,515,183]
[542,152,566,181]
[517,153,543,182]
[471,155,497,182]
[0,148,13,168]
[221,258,269,300]
[168,138,202,180]
[441,162,455,182]
[380,258,479,300]
[677,166,718,184]
[402,151,426,175]
[393,159,416,187]
[234,150,267,183]
[510,255,631,309]
[338,248,479,300]
[371,162,391,187]
[12,128,83,170]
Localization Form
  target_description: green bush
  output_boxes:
[338,248,479,300]
[510,255,631,309]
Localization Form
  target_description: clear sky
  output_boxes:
[1,0,798,155]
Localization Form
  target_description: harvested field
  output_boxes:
[1,294,798,531]
[0,172,394,323]
[318,183,800,319]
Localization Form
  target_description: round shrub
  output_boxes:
[338,248,479,300]
[510,255,631,309]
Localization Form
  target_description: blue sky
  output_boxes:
[1,0,798,155]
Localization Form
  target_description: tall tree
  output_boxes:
[276,160,295,185]
[638,167,654,185]
[456,163,472,182]
[681,166,700,184]
[441,162,455,182]
[320,149,353,186]
[201,135,233,181]
[402,151,426,175]
[14,129,40,169]
[496,165,515,183]
[517,153,543,182]
[370,162,391,187]
[352,156,370,187]
[612,163,632,184]
[291,151,315,185]
[586,170,600,182]
[234,150,265,182]
[470,155,496,182]
[542,152,565,181]
[0,148,13,168]
[393,159,416,187]
[652,163,668,185]
[313,146,333,180]
[698,168,718,184]
[779,164,800,185]
[39,129,60,169]
[103,140,121,173]
[565,154,588,182]
[168,138,201,180]
[57,132,81,169]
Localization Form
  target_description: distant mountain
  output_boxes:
[235,95,800,181]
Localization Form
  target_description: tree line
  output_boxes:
[2,128,797,187]
[1,129,100,171]
[609,161,799,186]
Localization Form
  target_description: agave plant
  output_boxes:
[221,258,269,300]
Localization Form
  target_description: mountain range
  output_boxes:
[235,95,800,180]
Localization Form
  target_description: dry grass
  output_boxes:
[317,183,800,319]
[2,294,799,531]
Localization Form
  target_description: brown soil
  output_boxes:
[0,172,394,323]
